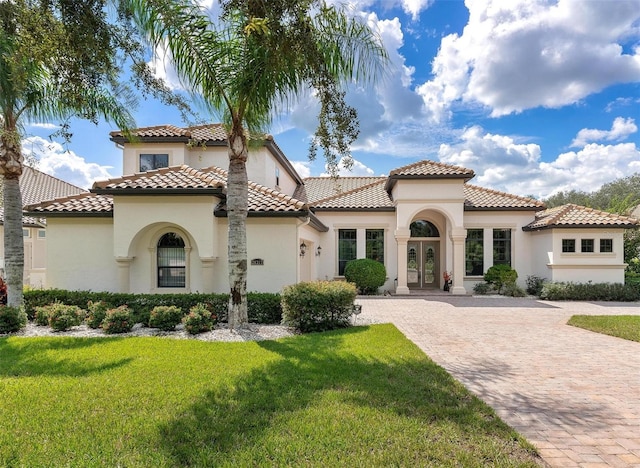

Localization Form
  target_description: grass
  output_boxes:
[568,315,640,342]
[0,324,543,467]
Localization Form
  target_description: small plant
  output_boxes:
[483,264,518,294]
[47,303,85,332]
[148,305,184,331]
[344,258,387,295]
[502,282,527,297]
[281,280,357,333]
[102,305,134,334]
[525,275,546,296]
[0,305,27,333]
[86,301,111,329]
[0,277,7,305]
[472,282,493,295]
[182,303,217,335]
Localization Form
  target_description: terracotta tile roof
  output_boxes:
[92,165,226,191]
[109,124,229,143]
[389,160,475,179]
[26,165,307,216]
[523,204,639,231]
[0,166,86,225]
[297,176,387,204]
[25,193,114,216]
[464,184,545,211]
[310,179,394,210]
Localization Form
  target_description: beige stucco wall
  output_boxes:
[542,228,627,283]
[0,226,48,288]
[46,218,119,291]
[305,211,397,292]
[462,211,538,289]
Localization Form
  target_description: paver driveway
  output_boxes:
[356,296,640,467]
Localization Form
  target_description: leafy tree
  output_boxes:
[0,0,190,306]
[126,0,387,328]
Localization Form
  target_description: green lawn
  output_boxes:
[568,315,640,342]
[0,324,542,467]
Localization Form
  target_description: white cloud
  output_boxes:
[22,136,114,189]
[417,0,640,119]
[571,117,637,147]
[400,0,435,21]
[290,160,311,179]
[437,126,640,199]
[27,122,59,130]
[321,157,376,177]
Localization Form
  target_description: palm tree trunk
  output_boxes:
[0,130,24,307]
[226,125,249,329]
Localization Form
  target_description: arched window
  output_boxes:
[410,220,440,238]
[157,233,185,288]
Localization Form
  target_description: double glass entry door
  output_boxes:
[407,241,439,289]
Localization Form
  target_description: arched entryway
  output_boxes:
[407,220,441,289]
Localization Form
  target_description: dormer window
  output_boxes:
[140,154,169,172]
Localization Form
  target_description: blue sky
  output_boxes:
[23,0,640,200]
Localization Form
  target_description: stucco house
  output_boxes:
[0,166,85,287]
[25,124,638,295]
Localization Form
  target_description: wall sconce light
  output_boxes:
[316,246,322,256]
[299,241,307,257]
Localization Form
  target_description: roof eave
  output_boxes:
[464,206,545,212]
[311,207,396,212]
[91,188,225,196]
[523,223,637,232]
[23,211,114,218]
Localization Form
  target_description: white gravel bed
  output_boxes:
[3,322,299,342]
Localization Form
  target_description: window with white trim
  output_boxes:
[600,238,613,253]
[338,229,357,276]
[493,229,511,266]
[365,229,384,263]
[465,229,484,276]
[562,239,576,253]
[581,239,594,253]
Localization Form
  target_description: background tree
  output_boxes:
[127,0,387,328]
[0,0,191,306]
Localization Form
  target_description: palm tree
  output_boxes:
[0,1,135,306]
[126,0,387,328]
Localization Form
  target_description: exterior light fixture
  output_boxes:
[316,246,322,256]
[299,241,307,257]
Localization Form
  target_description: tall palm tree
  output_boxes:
[0,1,135,306]
[126,0,387,328]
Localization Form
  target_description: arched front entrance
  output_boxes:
[407,220,440,289]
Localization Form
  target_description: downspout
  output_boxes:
[296,216,311,283]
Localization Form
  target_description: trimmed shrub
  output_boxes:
[502,282,527,297]
[46,303,85,332]
[148,305,183,331]
[86,301,111,329]
[472,282,493,295]
[23,290,281,325]
[525,275,546,296]
[0,305,27,333]
[281,281,357,333]
[34,305,52,326]
[483,264,518,294]
[540,281,640,301]
[102,306,134,334]
[344,259,387,295]
[182,303,217,335]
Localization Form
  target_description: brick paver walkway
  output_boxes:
[356,297,640,467]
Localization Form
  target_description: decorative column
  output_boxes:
[200,257,217,293]
[394,228,411,295]
[115,256,134,293]
[450,227,467,295]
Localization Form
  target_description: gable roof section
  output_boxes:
[297,176,387,204]
[464,185,545,211]
[25,165,310,219]
[385,160,475,191]
[307,179,394,211]
[523,204,638,231]
[109,124,304,185]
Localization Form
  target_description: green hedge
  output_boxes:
[23,290,282,324]
[540,282,640,301]
[281,281,357,333]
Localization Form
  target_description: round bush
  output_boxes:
[343,259,387,295]
[48,304,85,332]
[182,303,217,335]
[34,305,51,326]
[483,264,518,293]
[86,300,111,329]
[148,305,183,331]
[102,305,134,334]
[0,305,27,333]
